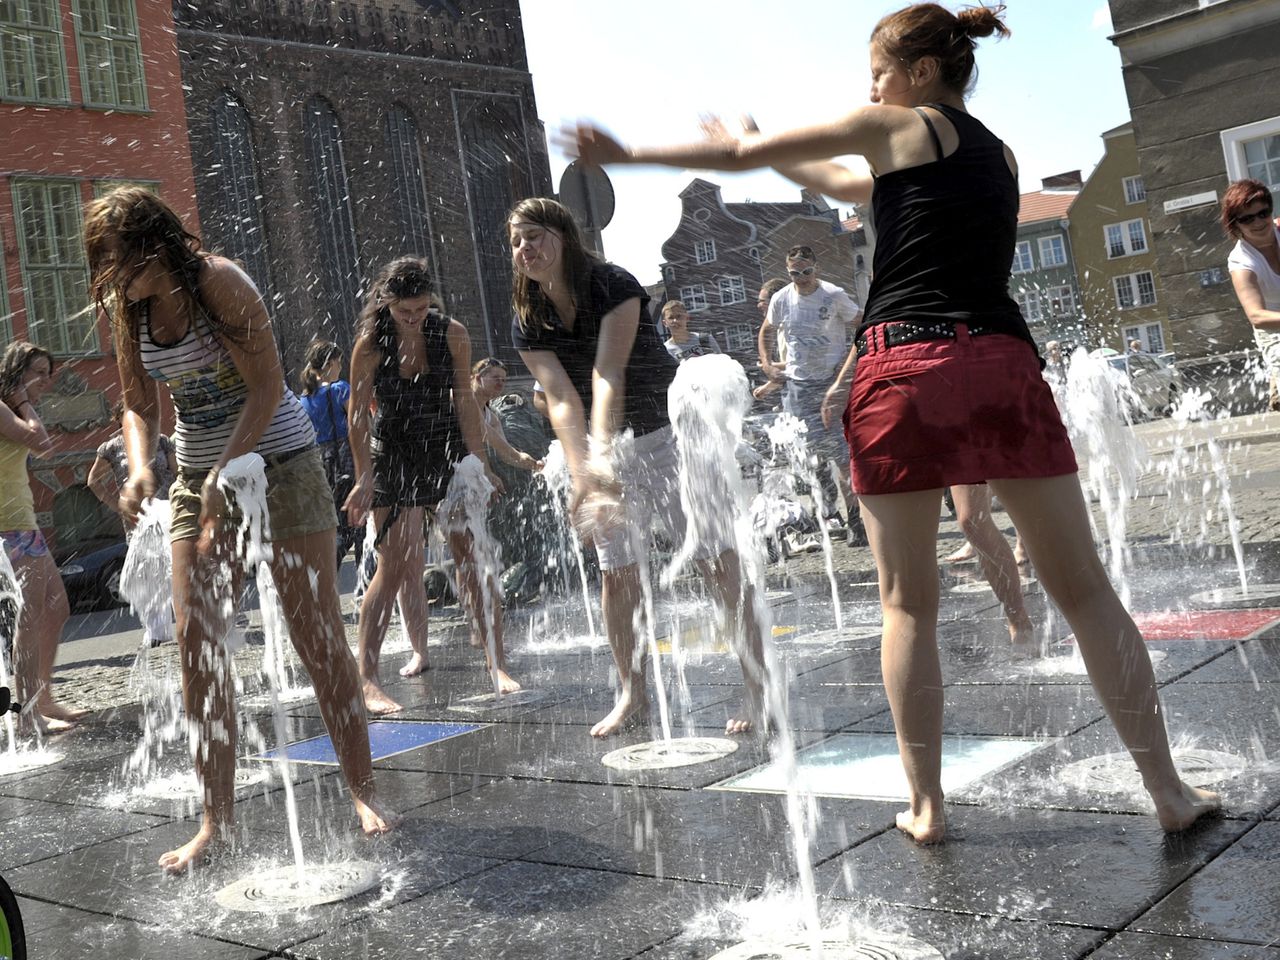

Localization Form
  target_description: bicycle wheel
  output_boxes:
[0,876,25,960]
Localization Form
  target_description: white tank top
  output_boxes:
[138,297,314,471]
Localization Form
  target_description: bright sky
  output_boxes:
[520,1,1126,285]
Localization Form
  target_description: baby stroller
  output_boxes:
[0,688,26,960]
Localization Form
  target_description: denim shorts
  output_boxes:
[784,377,850,464]
[1,529,48,563]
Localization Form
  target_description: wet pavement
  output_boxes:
[4,415,1280,958]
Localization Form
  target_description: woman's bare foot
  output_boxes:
[895,796,946,844]
[158,821,226,874]
[944,543,975,564]
[398,653,429,677]
[1008,617,1038,658]
[468,631,484,649]
[38,700,89,722]
[354,796,400,835]
[1150,781,1221,832]
[590,691,649,738]
[492,669,522,696]
[39,715,77,733]
[725,680,766,736]
[361,679,402,715]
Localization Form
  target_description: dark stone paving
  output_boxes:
[4,566,1280,959]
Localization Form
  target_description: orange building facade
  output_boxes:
[1,0,196,551]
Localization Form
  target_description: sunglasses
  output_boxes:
[1234,207,1273,226]
[788,266,816,279]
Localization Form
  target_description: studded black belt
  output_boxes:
[855,321,1000,358]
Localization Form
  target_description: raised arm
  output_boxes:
[0,395,52,457]
[1231,269,1280,331]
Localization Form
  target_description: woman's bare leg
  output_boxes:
[159,531,239,873]
[698,550,768,735]
[357,506,424,712]
[861,488,949,843]
[31,554,77,721]
[272,528,397,836]
[990,474,1220,831]
[448,529,518,694]
[952,484,1035,650]
[395,518,433,678]
[593,565,647,738]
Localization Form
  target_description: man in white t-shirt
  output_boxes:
[758,244,864,543]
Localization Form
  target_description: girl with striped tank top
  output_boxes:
[569,2,1217,843]
[83,188,397,874]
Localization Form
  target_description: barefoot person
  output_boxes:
[344,257,513,711]
[0,343,84,732]
[568,1,1218,837]
[84,187,396,872]
[509,197,770,737]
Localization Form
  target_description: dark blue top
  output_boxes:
[861,103,1035,351]
[511,260,677,438]
[299,380,351,444]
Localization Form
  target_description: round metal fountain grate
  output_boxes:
[1190,584,1280,608]
[949,578,1037,595]
[215,860,381,913]
[1060,747,1247,794]
[140,767,270,800]
[707,934,944,960]
[448,689,548,713]
[601,737,738,770]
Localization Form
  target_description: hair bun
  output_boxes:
[956,4,1010,40]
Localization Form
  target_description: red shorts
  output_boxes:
[843,323,1077,495]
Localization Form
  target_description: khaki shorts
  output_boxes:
[168,446,337,544]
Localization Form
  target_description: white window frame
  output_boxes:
[693,239,716,264]
[1122,175,1146,205]
[1038,234,1067,269]
[1044,284,1075,317]
[1104,218,1148,259]
[1011,240,1034,274]
[679,284,708,312]
[718,275,746,306]
[1014,290,1042,323]
[1113,271,1157,310]
[1222,114,1280,189]
[724,325,753,351]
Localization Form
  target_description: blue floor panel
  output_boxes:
[251,720,485,766]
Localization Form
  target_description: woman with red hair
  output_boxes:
[1223,179,1280,411]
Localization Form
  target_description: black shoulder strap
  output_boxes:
[913,106,945,162]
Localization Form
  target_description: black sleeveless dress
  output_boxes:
[369,308,466,508]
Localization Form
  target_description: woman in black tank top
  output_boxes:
[569,2,1217,842]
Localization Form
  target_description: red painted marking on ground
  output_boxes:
[1068,609,1280,644]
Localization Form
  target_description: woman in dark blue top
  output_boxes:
[510,197,770,739]
[569,1,1217,841]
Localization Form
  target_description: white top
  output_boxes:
[766,280,861,382]
[1228,231,1280,369]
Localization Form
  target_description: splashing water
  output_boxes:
[1060,348,1146,608]
[217,453,307,881]
[0,541,25,754]
[538,441,598,641]
[667,354,822,940]
[765,413,844,630]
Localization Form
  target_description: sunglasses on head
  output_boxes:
[1234,207,1273,226]
[788,266,816,279]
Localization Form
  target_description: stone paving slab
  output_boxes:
[1088,931,1280,958]
[813,806,1248,930]
[690,680,890,733]
[289,859,723,960]
[1182,635,1280,683]
[0,797,160,871]
[14,898,271,960]
[4,818,501,956]
[1131,821,1280,947]
[845,681,1107,738]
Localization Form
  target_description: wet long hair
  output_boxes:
[871,3,1010,97]
[0,342,55,411]
[507,198,598,335]
[82,187,250,357]
[300,340,343,396]
[355,256,440,355]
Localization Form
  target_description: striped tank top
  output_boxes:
[139,295,315,472]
